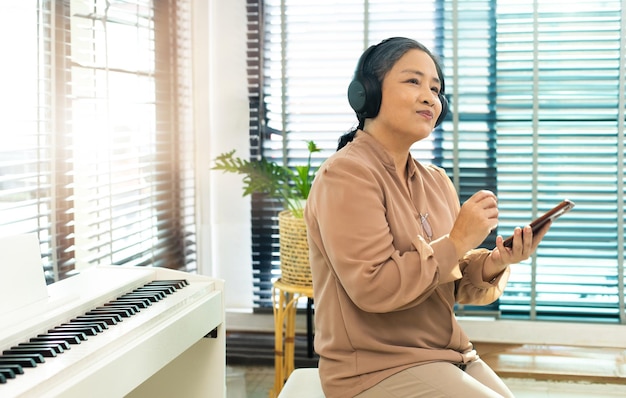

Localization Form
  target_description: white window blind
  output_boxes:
[247,0,626,323]
[0,0,196,283]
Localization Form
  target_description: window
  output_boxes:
[495,0,625,321]
[247,0,626,323]
[0,0,195,284]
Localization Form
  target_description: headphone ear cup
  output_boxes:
[347,79,367,113]
[347,44,382,118]
[435,93,448,127]
[364,74,382,118]
[348,74,382,118]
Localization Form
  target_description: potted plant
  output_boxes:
[212,140,320,287]
[212,140,320,218]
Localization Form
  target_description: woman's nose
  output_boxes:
[415,83,434,103]
[420,89,435,105]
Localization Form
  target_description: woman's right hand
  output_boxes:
[448,190,499,258]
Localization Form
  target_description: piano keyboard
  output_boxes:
[0,279,189,385]
[0,265,225,398]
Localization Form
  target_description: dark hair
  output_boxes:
[338,37,446,151]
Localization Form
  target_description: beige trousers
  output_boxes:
[354,359,515,398]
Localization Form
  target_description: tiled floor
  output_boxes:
[228,365,274,398]
[228,365,626,398]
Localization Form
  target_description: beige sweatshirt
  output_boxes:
[304,131,509,398]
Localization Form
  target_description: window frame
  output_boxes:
[0,0,196,283]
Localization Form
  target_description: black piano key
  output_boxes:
[0,364,24,375]
[125,297,160,305]
[67,319,109,330]
[3,347,57,358]
[31,335,81,345]
[74,314,121,325]
[19,340,70,351]
[149,279,188,288]
[0,367,17,379]
[139,285,164,291]
[98,304,137,315]
[58,322,104,333]
[144,286,169,298]
[16,342,65,354]
[130,290,167,298]
[102,302,142,312]
[87,308,133,318]
[121,290,152,295]
[109,298,150,308]
[44,330,88,341]
[49,326,98,336]
[105,297,150,309]
[0,356,40,367]
[119,293,162,303]
[134,285,172,291]
[136,285,174,293]
[135,286,176,294]
[111,306,136,316]
[0,372,5,384]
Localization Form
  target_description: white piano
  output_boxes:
[0,235,225,398]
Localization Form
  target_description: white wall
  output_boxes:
[194,0,253,309]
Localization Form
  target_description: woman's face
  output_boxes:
[375,49,443,145]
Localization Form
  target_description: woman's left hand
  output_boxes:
[484,221,552,281]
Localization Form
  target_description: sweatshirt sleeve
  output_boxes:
[306,156,461,313]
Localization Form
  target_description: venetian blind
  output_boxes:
[0,0,196,283]
[439,0,499,316]
[494,0,625,322]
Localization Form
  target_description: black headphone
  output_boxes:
[347,38,449,127]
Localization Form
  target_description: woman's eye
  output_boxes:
[407,78,420,85]
[431,87,440,94]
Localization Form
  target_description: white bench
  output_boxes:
[278,368,325,398]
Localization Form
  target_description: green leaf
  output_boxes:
[212,150,293,203]
[211,140,321,217]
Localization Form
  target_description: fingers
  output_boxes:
[451,191,500,255]
[470,190,497,207]
[468,190,498,229]
[497,220,552,262]
[532,220,552,243]
[521,225,533,256]
[466,191,498,216]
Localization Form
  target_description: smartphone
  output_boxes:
[502,199,575,248]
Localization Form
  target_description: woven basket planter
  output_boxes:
[278,210,312,287]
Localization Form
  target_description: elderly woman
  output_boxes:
[304,37,549,397]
